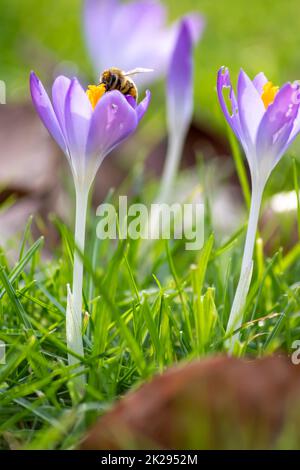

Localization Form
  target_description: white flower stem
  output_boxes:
[141,130,185,254]
[158,130,185,203]
[226,182,264,346]
[66,186,88,373]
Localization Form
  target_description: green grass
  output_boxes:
[1,158,300,449]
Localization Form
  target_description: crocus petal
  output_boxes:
[125,91,151,121]
[253,72,268,95]
[217,67,243,144]
[136,90,151,121]
[167,20,193,135]
[125,95,137,110]
[86,91,138,176]
[65,78,93,173]
[30,72,66,153]
[237,69,265,157]
[256,83,300,171]
[52,75,71,140]
[181,13,205,44]
[287,87,300,144]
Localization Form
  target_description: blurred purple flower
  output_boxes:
[167,20,194,139]
[158,20,194,202]
[217,67,300,346]
[30,71,150,374]
[84,0,204,86]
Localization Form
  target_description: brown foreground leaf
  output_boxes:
[81,355,300,450]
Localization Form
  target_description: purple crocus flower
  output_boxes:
[217,67,300,347]
[30,71,150,374]
[167,20,194,137]
[30,72,150,191]
[158,20,194,203]
[84,0,204,87]
[217,68,300,185]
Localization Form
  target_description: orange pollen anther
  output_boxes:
[86,83,106,109]
[261,81,279,109]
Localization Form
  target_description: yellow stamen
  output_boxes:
[86,83,106,109]
[261,81,279,109]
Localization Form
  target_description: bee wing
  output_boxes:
[124,68,154,76]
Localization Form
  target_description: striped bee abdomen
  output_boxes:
[99,68,139,101]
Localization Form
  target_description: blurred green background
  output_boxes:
[1,0,300,122]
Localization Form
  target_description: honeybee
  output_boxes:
[99,67,153,101]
